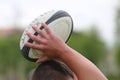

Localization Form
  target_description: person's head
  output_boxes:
[31,60,74,80]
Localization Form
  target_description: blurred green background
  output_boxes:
[0,0,120,80]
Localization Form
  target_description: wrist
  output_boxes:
[56,44,71,60]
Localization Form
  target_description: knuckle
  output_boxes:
[38,45,45,50]
[32,44,37,49]
[31,44,34,48]
[38,30,42,34]
[32,35,36,40]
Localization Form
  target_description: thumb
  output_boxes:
[36,56,50,64]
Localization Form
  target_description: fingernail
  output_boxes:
[32,25,35,28]
[26,32,29,35]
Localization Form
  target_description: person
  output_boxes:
[25,23,108,80]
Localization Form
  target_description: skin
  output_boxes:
[25,23,108,80]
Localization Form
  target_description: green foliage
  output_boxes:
[0,35,20,73]
[68,27,107,65]
[115,6,120,68]
[0,34,36,74]
[115,46,120,68]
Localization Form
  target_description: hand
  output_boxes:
[25,23,67,63]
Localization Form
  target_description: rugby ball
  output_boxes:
[20,10,73,62]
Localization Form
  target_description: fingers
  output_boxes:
[26,32,44,43]
[25,23,51,49]
[32,23,52,38]
[25,42,45,50]
[41,23,51,34]
[32,25,47,38]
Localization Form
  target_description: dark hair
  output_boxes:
[32,60,74,80]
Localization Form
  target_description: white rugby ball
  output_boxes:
[20,10,73,62]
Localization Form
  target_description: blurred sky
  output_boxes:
[0,0,119,47]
